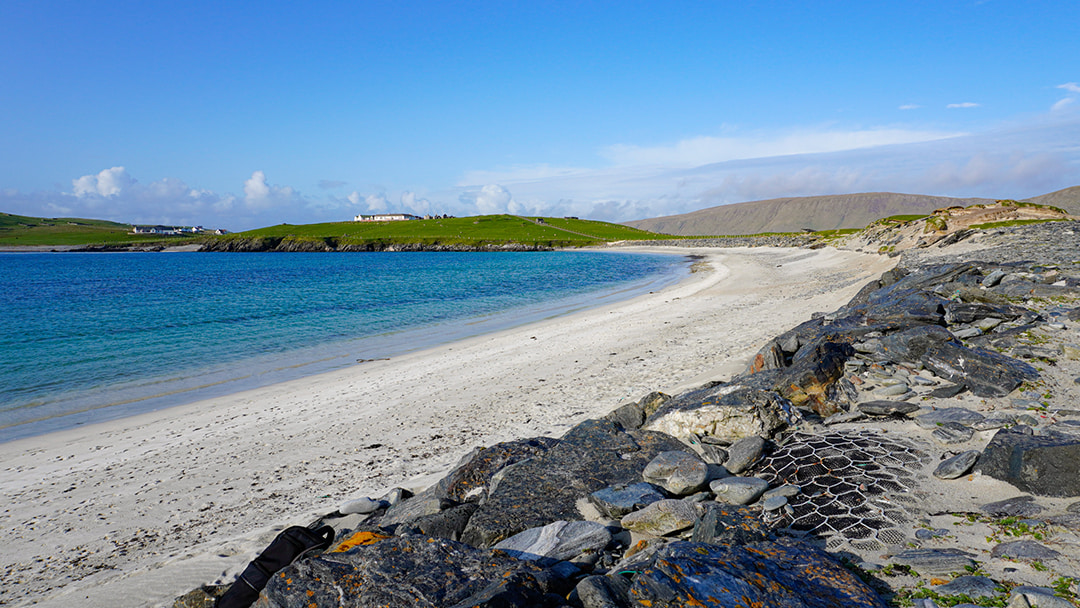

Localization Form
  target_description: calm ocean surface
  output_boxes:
[0,251,686,441]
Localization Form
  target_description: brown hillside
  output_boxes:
[624,192,994,236]
[1024,185,1080,214]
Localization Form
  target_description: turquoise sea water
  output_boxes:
[0,251,686,441]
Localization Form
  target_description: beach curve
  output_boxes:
[0,245,896,607]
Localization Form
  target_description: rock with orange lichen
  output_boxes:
[253,535,567,608]
[628,539,887,608]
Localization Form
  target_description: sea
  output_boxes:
[0,250,687,442]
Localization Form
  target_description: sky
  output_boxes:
[2,1,1079,231]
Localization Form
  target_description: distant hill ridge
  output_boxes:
[624,187,1080,236]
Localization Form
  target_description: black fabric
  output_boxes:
[215,524,335,608]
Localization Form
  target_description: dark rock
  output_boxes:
[402,502,479,541]
[435,437,560,503]
[256,535,562,608]
[978,428,1080,497]
[922,340,1039,397]
[576,575,633,608]
[878,325,955,364]
[642,451,709,496]
[932,422,975,444]
[620,499,698,536]
[934,576,1003,599]
[589,483,666,519]
[605,402,646,431]
[639,392,672,418]
[889,548,977,575]
[1009,587,1076,608]
[710,476,769,505]
[980,495,1045,518]
[461,420,686,548]
[944,302,1028,325]
[494,520,612,564]
[696,443,728,465]
[933,450,980,479]
[990,540,1061,561]
[724,436,766,474]
[749,339,786,373]
[628,539,888,608]
[916,407,985,428]
[1068,500,1080,513]
[858,400,920,417]
[983,269,1007,287]
[691,503,771,544]
[930,383,967,398]
[775,341,855,416]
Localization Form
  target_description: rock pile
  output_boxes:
[177,234,1080,607]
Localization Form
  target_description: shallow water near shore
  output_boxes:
[0,250,685,441]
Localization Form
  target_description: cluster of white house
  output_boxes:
[130,225,229,235]
[353,213,453,222]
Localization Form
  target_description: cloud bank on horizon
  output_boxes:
[4,108,1077,230]
[2,3,1079,230]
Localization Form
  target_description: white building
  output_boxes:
[353,213,421,222]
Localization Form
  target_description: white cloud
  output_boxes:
[1058,82,1080,94]
[347,191,389,212]
[243,170,298,211]
[947,102,980,109]
[600,127,963,167]
[400,191,432,215]
[476,184,512,213]
[899,104,921,110]
[72,166,135,197]
[1053,97,1076,112]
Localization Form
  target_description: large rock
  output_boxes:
[644,384,793,441]
[691,503,771,545]
[254,535,562,608]
[435,437,560,503]
[494,520,612,564]
[461,419,687,547]
[642,451,708,496]
[922,340,1039,397]
[620,499,699,536]
[878,325,954,364]
[589,483,666,519]
[978,428,1080,497]
[774,341,855,416]
[628,539,887,607]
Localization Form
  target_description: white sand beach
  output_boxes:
[0,246,896,608]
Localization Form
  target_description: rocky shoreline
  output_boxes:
[171,222,1080,608]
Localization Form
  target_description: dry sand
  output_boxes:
[0,246,895,607]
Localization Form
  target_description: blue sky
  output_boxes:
[2,1,1079,230]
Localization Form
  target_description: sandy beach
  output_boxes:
[0,246,895,608]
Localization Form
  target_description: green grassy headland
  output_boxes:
[0,213,196,246]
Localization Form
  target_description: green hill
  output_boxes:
[0,213,191,246]
[209,215,669,250]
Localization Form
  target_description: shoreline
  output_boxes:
[0,245,896,608]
